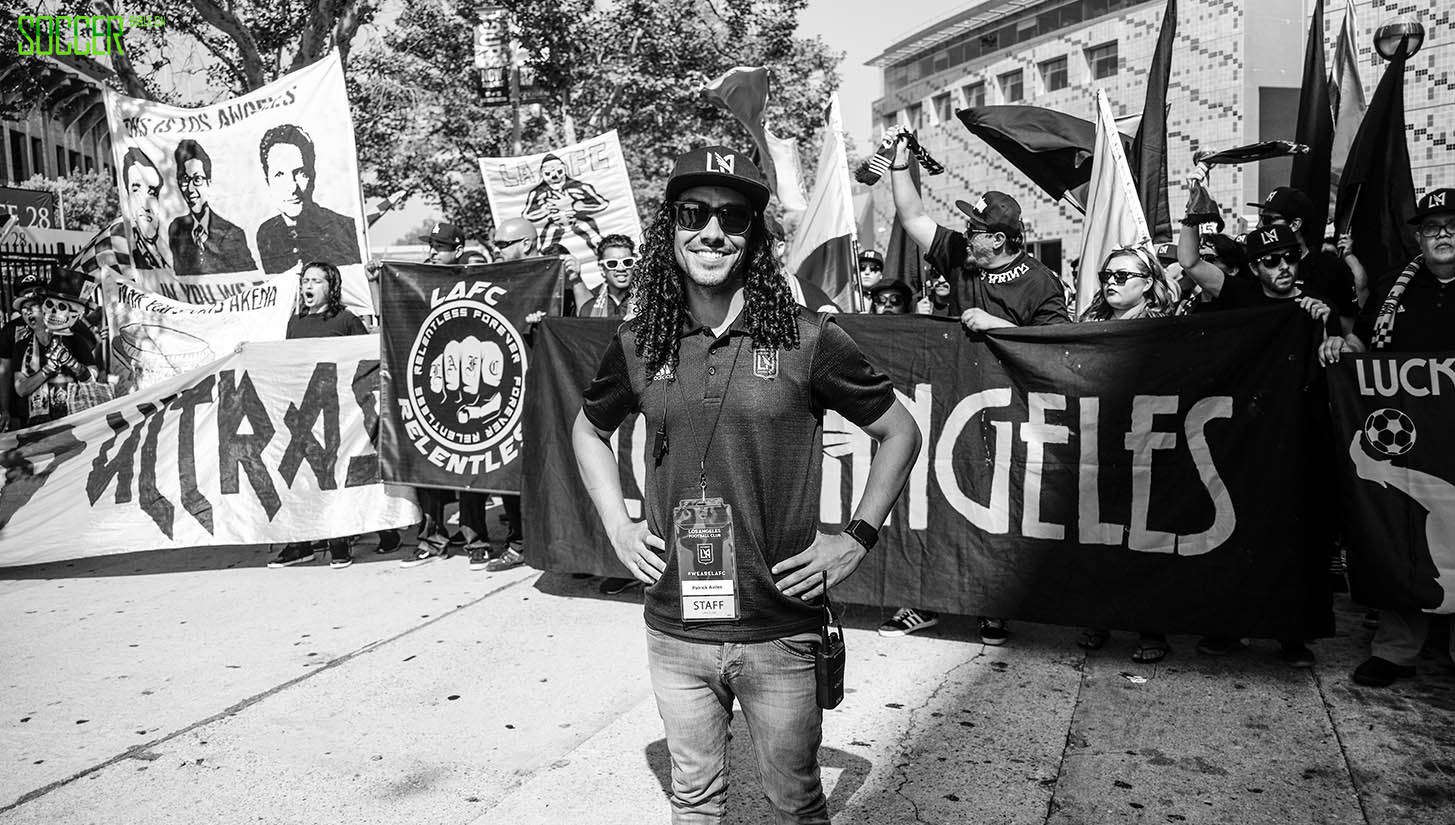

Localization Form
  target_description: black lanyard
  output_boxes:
[660,333,746,501]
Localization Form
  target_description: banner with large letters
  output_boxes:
[102,273,298,393]
[378,259,559,493]
[478,131,643,290]
[103,53,374,314]
[523,306,1334,637]
[1328,354,1455,614]
[0,337,419,567]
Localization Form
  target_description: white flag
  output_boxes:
[785,94,859,311]
[1076,88,1153,317]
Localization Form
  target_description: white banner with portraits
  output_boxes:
[478,130,642,288]
[101,273,299,393]
[103,53,374,314]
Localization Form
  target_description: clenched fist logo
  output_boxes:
[428,336,506,424]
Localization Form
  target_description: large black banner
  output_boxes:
[523,305,1334,637]
[1329,354,1455,614]
[379,259,558,492]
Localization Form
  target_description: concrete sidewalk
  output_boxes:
[1,542,1452,825]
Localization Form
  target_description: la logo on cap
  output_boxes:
[1433,192,1448,207]
[973,197,987,214]
[1262,229,1279,244]
[707,151,736,174]
[432,222,442,234]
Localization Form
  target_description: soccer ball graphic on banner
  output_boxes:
[1362,408,1418,458]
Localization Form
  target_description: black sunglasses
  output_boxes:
[673,201,754,235]
[495,237,528,250]
[1098,269,1148,285]
[1256,251,1299,268]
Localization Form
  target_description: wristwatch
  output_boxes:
[842,519,879,551]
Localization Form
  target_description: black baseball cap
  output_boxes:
[665,145,771,211]
[1247,186,1314,221]
[420,221,465,247]
[1154,242,1178,265]
[867,279,913,303]
[1407,188,1455,223]
[859,249,884,265]
[956,191,1024,238]
[1244,224,1301,258]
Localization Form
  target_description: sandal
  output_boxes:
[1131,641,1170,664]
[1077,628,1110,650]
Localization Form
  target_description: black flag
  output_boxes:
[1334,49,1417,277]
[1132,0,1176,243]
[1291,0,1333,247]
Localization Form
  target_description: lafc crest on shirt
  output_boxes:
[753,346,778,379]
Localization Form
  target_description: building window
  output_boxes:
[1087,42,1118,79]
[881,113,899,134]
[1040,57,1068,92]
[906,103,923,130]
[69,150,81,174]
[56,145,67,176]
[30,137,45,179]
[963,81,986,109]
[8,129,26,182]
[998,70,1024,103]
[932,92,953,124]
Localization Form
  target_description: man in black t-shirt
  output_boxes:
[1187,224,1338,335]
[1247,187,1360,332]
[886,140,1068,644]
[1319,187,1455,688]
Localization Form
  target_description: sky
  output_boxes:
[373,0,972,245]
[798,0,973,152]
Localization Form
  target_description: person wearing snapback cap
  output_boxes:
[857,248,885,303]
[886,140,1069,643]
[573,145,919,823]
[420,221,467,264]
[1246,186,1360,332]
[1319,187,1455,688]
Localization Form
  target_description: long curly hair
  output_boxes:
[1079,246,1175,321]
[299,260,345,317]
[629,201,799,375]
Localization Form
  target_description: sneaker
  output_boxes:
[1352,656,1415,687]
[267,542,317,568]
[447,531,467,548]
[484,543,524,572]
[878,607,939,637]
[600,576,640,595]
[466,540,491,572]
[1279,640,1316,668]
[374,529,403,555]
[399,545,440,568]
[978,617,1009,646]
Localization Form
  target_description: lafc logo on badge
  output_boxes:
[706,152,735,174]
[753,347,778,379]
[697,543,714,564]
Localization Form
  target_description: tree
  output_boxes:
[19,171,120,232]
[351,0,841,237]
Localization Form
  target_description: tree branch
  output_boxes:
[188,0,267,89]
[290,0,336,71]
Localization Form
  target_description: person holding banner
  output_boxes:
[9,268,101,428]
[883,139,1069,643]
[1319,187,1455,687]
[0,272,47,431]
[573,145,919,824]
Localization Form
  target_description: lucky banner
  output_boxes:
[377,259,559,492]
[478,131,643,289]
[103,53,374,314]
[523,306,1333,638]
[102,272,298,393]
[0,337,420,567]
[1328,354,1455,614]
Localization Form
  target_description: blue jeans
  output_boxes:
[645,626,829,824]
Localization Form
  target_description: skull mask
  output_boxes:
[42,297,84,334]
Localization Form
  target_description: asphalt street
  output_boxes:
[2,537,1453,825]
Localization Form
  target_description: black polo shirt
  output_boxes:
[582,306,895,643]
[927,226,1070,324]
[1354,262,1455,351]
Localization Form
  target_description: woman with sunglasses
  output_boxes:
[1078,246,1176,322]
[1073,247,1176,661]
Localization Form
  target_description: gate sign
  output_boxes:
[0,186,60,229]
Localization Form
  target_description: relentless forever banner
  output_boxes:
[102,273,298,392]
[524,307,1332,637]
[1329,354,1455,614]
[378,259,559,492]
[478,131,643,289]
[0,337,419,567]
[103,53,374,314]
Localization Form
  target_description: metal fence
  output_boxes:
[0,239,73,317]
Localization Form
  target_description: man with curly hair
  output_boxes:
[572,146,920,823]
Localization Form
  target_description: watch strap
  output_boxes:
[843,518,879,550]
